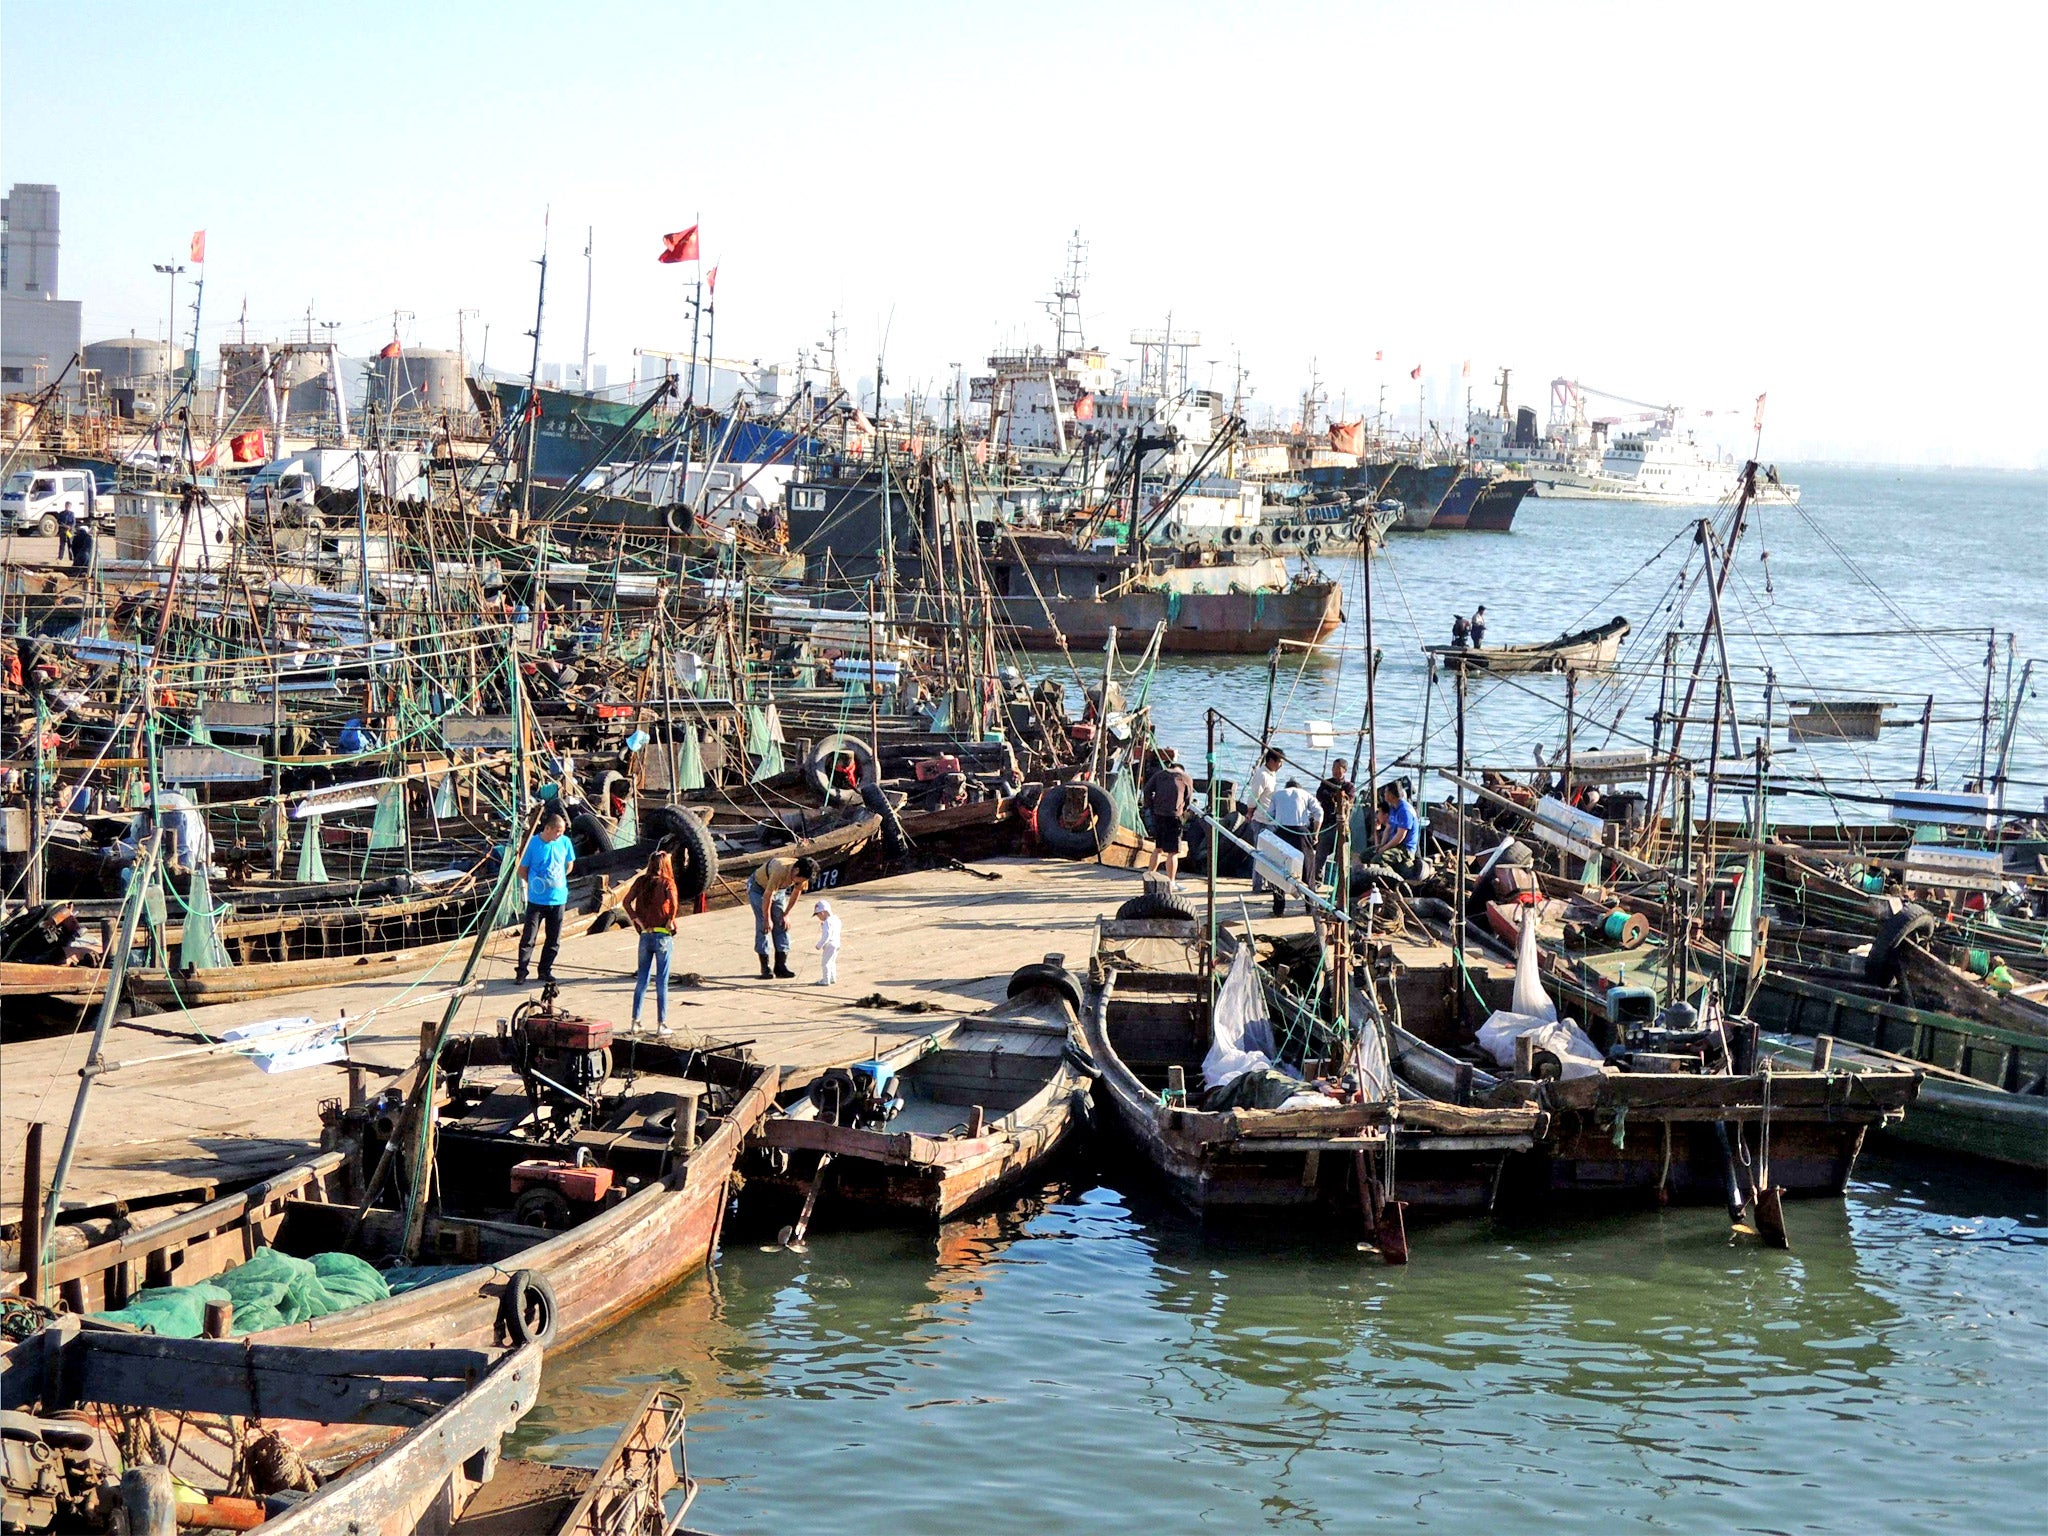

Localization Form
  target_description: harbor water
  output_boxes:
[512,466,2048,1531]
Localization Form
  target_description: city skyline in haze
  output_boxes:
[4,0,2042,469]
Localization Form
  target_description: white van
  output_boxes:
[2,468,98,536]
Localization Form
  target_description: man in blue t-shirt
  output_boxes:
[515,810,576,984]
[1373,780,1422,879]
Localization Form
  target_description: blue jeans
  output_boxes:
[633,930,673,1025]
[748,880,793,959]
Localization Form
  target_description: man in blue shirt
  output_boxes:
[1373,780,1422,879]
[515,810,575,984]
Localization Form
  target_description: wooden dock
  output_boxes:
[2,856,1152,1233]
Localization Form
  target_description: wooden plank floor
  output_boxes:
[2,856,1166,1225]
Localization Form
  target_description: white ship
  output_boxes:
[1470,374,1798,506]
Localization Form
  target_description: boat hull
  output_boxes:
[1000,582,1341,654]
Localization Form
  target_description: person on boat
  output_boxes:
[1985,955,2017,994]
[813,898,842,986]
[1264,777,1324,917]
[1470,606,1488,647]
[1317,759,1355,876]
[623,848,680,1034]
[515,810,575,986]
[68,520,94,573]
[1142,746,1195,888]
[747,854,818,980]
[1244,746,1284,895]
[1450,613,1471,648]
[1371,779,1423,879]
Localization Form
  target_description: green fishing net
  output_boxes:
[177,865,233,971]
[295,813,329,884]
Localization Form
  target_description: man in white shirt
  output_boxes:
[1263,778,1324,917]
[1242,747,1284,895]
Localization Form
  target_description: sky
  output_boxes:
[4,0,2043,467]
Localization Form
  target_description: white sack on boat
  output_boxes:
[1204,943,1279,1090]
[1512,905,1559,1022]
[1475,1011,1607,1081]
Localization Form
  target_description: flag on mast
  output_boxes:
[189,230,206,263]
[1752,392,1767,432]
[1409,364,1422,380]
[657,226,701,264]
[706,264,719,294]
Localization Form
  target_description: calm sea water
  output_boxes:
[515,467,2048,1532]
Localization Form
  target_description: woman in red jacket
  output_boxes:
[624,849,680,1033]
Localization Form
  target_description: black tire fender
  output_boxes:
[1865,903,1937,984]
[566,807,614,858]
[497,1268,558,1347]
[805,733,878,798]
[1007,960,1084,1015]
[1036,782,1120,856]
[1115,889,1199,922]
[645,804,718,898]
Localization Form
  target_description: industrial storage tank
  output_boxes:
[365,349,466,414]
[83,335,171,391]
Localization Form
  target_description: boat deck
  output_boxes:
[1,856,1157,1235]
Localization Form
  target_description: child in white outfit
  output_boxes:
[813,899,842,985]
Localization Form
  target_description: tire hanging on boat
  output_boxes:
[496,1269,557,1347]
[1035,782,1121,857]
[1865,903,1937,985]
[804,733,878,798]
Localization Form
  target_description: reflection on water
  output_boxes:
[525,1151,2046,1533]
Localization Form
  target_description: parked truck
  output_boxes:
[1,465,100,536]
[246,448,428,517]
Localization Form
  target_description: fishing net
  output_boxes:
[746,706,785,781]
[431,772,458,819]
[1110,764,1142,836]
[294,813,329,884]
[177,865,233,972]
[368,781,408,851]
[94,1250,391,1337]
[674,725,706,792]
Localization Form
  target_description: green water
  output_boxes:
[520,1152,2045,1532]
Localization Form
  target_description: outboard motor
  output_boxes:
[810,1060,904,1129]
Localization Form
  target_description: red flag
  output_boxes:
[1374,350,1383,362]
[1461,359,1471,379]
[1072,391,1094,420]
[1752,392,1767,432]
[706,264,719,294]
[657,226,700,264]
[524,391,543,423]
[189,230,206,264]
[230,428,267,463]
[1410,364,1422,380]
[1328,420,1364,455]
[379,339,402,359]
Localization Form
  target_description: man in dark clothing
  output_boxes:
[1316,759,1354,881]
[1451,613,1471,648]
[1143,746,1195,887]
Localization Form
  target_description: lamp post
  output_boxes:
[152,262,186,408]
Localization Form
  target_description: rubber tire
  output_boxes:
[805,733,878,798]
[861,779,909,857]
[1865,902,1937,985]
[1222,527,1243,545]
[513,1186,574,1231]
[646,804,718,898]
[1496,838,1534,868]
[38,514,59,539]
[1036,782,1120,856]
[1163,520,1185,542]
[498,1269,558,1347]
[1115,888,1199,922]
[1007,960,1084,1015]
[1247,530,1265,545]
[567,808,614,858]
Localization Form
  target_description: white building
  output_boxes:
[1,183,84,398]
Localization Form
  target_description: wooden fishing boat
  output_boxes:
[1894,940,2048,1036]
[0,1323,541,1534]
[1745,965,2048,1169]
[747,960,1094,1232]
[1083,936,1545,1222]
[1423,614,1629,675]
[0,1326,706,1534]
[7,1013,776,1359]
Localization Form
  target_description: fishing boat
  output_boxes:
[0,1324,542,1533]
[747,959,1094,1236]
[1745,967,2048,1169]
[1082,921,1545,1228]
[1423,615,1630,676]
[8,999,776,1359]
[0,1325,706,1535]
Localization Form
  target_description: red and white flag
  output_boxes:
[190,230,206,263]
[1752,392,1767,432]
[657,226,700,264]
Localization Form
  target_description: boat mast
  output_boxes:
[515,216,550,540]
[580,225,593,394]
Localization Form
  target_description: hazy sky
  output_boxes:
[5,0,2041,466]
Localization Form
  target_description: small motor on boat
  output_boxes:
[810,1060,904,1130]
[507,986,614,1110]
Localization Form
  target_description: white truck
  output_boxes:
[246,448,428,515]
[2,466,99,536]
